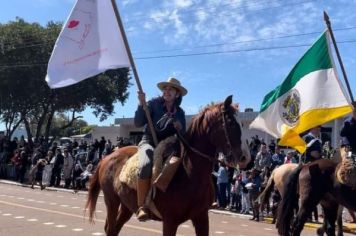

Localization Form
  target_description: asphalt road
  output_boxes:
[0,183,353,236]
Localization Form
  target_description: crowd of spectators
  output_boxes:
[0,135,132,191]
[1,132,355,223]
[211,134,355,223]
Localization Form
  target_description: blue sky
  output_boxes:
[1,0,356,129]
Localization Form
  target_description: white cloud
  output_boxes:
[122,0,139,7]
[163,10,189,44]
[123,0,356,61]
[174,0,194,9]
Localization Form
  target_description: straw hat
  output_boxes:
[157,77,187,96]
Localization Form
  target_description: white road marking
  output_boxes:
[96,210,103,213]
[221,221,228,224]
[55,225,67,228]
[3,213,12,216]
[92,233,104,236]
[43,222,55,225]
[0,200,179,236]
[264,228,273,231]
[14,216,25,219]
[0,194,6,197]
[27,218,38,222]
[37,201,45,203]
[241,224,248,227]
[72,228,84,232]
[214,231,225,234]
[60,204,69,207]
[17,197,24,200]
[27,199,35,202]
[71,206,80,209]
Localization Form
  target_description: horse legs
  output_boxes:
[321,202,338,236]
[115,204,133,234]
[191,211,209,236]
[104,194,120,236]
[292,191,323,236]
[336,206,344,236]
[162,220,179,236]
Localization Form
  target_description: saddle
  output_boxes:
[336,151,356,189]
[118,136,182,219]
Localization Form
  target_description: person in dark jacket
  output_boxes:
[49,148,64,187]
[303,126,322,163]
[340,102,356,152]
[134,77,187,221]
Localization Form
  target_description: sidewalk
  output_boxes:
[1,179,355,233]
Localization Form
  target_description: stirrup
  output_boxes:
[137,207,149,222]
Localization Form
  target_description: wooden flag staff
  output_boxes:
[324,11,354,102]
[110,0,158,146]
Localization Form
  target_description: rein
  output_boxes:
[176,131,215,163]
[175,109,234,163]
[221,109,233,158]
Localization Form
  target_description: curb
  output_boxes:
[1,179,355,233]
[209,208,356,233]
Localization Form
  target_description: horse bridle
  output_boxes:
[176,108,238,163]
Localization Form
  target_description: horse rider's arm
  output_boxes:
[134,100,153,127]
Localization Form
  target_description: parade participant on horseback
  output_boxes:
[134,77,187,221]
[302,125,322,163]
[340,101,356,152]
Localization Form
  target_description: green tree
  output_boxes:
[0,18,131,146]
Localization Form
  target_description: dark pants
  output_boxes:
[50,169,61,186]
[249,191,260,220]
[217,182,228,208]
[231,192,241,211]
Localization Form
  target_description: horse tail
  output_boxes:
[276,163,303,235]
[259,170,275,211]
[85,161,102,223]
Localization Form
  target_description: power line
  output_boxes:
[1,39,356,69]
[2,25,356,55]
[134,40,356,60]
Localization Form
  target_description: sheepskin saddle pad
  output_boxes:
[119,136,181,190]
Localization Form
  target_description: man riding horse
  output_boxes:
[340,101,356,152]
[134,77,187,221]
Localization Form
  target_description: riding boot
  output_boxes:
[136,178,151,221]
[153,156,182,192]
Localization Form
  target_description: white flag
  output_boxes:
[46,0,130,88]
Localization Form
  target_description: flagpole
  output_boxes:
[110,0,158,146]
[323,11,354,102]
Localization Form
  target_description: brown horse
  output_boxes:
[85,95,251,236]
[277,148,356,236]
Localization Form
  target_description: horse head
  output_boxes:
[188,95,251,168]
[220,95,251,169]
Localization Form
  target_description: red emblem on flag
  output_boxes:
[68,20,80,29]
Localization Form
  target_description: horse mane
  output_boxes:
[186,102,239,138]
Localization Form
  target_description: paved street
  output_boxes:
[0,182,354,236]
